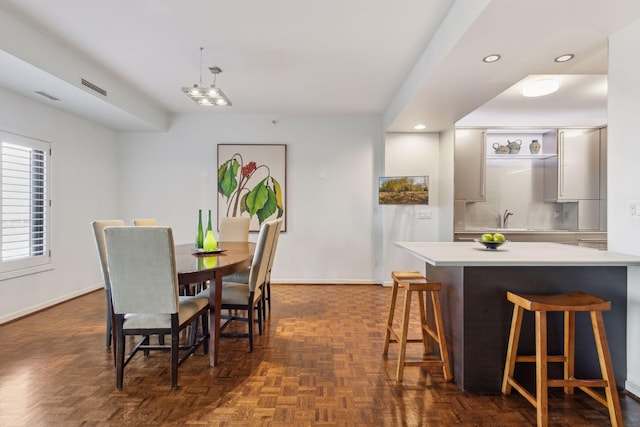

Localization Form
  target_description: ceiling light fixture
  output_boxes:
[521,78,560,97]
[482,54,501,63]
[554,54,575,63]
[182,47,232,106]
[413,124,427,130]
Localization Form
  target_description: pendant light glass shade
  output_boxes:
[182,49,232,106]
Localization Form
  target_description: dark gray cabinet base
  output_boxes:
[426,265,627,392]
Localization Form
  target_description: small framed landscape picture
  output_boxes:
[378,175,429,205]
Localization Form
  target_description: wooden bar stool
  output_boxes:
[383,271,452,382]
[501,291,623,427]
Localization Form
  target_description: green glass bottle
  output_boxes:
[204,209,217,250]
[204,229,217,251]
[196,209,204,249]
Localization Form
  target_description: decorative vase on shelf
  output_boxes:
[196,209,204,249]
[204,230,217,251]
[529,139,541,154]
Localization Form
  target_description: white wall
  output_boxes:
[381,132,441,283]
[609,18,640,397]
[438,127,455,241]
[116,113,385,284]
[0,87,118,323]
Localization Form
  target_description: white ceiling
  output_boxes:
[0,0,639,132]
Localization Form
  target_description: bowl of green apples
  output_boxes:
[474,233,508,250]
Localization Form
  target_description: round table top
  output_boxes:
[175,241,255,284]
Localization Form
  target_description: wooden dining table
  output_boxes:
[174,241,255,367]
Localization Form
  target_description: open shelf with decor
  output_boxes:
[486,128,557,158]
[487,153,556,160]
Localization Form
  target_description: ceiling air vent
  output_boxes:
[81,78,107,97]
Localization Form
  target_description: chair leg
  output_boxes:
[563,311,575,395]
[267,281,271,312]
[396,288,412,382]
[189,317,198,346]
[383,279,400,355]
[431,291,452,381]
[417,290,429,355]
[502,305,524,394]
[171,315,179,389]
[257,300,263,336]
[202,310,209,355]
[262,285,268,321]
[105,289,113,348]
[142,336,151,356]
[590,311,623,427]
[535,311,549,427]
[248,302,254,352]
[115,315,125,390]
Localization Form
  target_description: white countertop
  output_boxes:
[396,241,640,267]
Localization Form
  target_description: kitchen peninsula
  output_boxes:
[396,241,640,392]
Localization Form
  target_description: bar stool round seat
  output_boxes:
[501,291,623,427]
[383,271,452,382]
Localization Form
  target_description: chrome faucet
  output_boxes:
[503,210,514,229]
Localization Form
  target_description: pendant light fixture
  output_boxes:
[182,47,232,106]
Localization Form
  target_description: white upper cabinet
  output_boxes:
[454,129,486,201]
[544,128,601,202]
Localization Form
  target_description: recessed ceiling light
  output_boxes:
[482,54,501,63]
[521,78,560,97]
[554,54,575,63]
[413,124,427,130]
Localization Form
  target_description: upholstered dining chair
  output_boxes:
[91,219,125,348]
[222,218,282,321]
[262,218,283,319]
[198,219,277,352]
[219,216,250,242]
[133,218,158,226]
[104,226,209,389]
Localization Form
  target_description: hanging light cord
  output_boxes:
[199,47,204,85]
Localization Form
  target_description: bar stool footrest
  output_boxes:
[547,379,609,388]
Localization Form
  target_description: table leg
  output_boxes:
[209,275,223,366]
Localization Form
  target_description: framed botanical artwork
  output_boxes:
[378,175,429,205]
[217,144,286,232]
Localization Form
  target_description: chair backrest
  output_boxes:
[218,216,250,242]
[265,218,283,282]
[104,226,179,315]
[133,218,158,226]
[91,219,126,290]
[247,220,278,292]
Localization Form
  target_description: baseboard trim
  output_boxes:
[0,284,102,324]
[626,380,640,399]
[272,280,382,285]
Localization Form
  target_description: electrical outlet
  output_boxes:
[627,200,640,217]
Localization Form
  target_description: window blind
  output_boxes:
[0,131,51,277]
[2,142,47,260]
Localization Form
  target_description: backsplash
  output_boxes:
[455,157,602,231]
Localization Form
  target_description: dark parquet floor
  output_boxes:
[1,284,639,426]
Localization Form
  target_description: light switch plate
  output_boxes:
[628,200,640,217]
[417,210,431,220]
